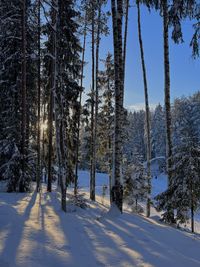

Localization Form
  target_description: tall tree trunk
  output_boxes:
[163,0,174,222]
[111,0,124,212]
[19,0,27,192]
[190,182,194,233]
[37,0,41,192]
[47,1,57,192]
[42,103,46,183]
[122,0,129,87]
[93,2,102,200]
[137,0,151,217]
[90,3,95,201]
[47,89,53,192]
[74,16,87,196]
[56,0,66,212]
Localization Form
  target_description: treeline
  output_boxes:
[0,0,199,222]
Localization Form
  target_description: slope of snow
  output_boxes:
[1,184,200,267]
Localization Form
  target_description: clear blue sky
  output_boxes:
[82,3,200,111]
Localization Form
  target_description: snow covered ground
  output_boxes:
[1,171,200,267]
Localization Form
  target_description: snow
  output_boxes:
[1,171,200,267]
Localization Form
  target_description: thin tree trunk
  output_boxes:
[37,0,41,192]
[59,121,67,212]
[19,0,27,192]
[137,0,151,217]
[42,103,46,183]
[191,182,194,233]
[163,0,174,222]
[47,89,53,192]
[56,0,66,212]
[111,0,124,212]
[93,2,102,200]
[122,0,129,87]
[74,16,87,196]
[90,3,95,201]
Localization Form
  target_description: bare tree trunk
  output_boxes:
[56,0,66,212]
[93,2,102,199]
[190,182,194,233]
[111,0,124,212]
[37,0,41,192]
[59,121,67,212]
[42,103,46,183]
[47,1,57,192]
[74,16,87,196]
[90,3,95,201]
[122,0,129,87]
[163,0,174,222]
[137,0,151,217]
[19,0,27,192]
[47,90,53,192]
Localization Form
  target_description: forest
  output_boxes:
[0,1,200,266]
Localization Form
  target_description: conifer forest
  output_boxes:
[0,1,200,267]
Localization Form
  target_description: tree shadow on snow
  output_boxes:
[0,191,38,266]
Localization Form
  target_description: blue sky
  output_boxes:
[82,3,200,111]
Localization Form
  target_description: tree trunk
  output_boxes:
[90,3,95,201]
[47,90,53,192]
[19,0,27,192]
[137,0,151,217]
[42,103,46,182]
[111,0,124,212]
[163,0,174,222]
[37,0,41,192]
[122,0,129,87]
[56,0,66,212]
[93,2,102,200]
[190,182,194,233]
[74,16,87,196]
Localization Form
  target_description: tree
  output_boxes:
[156,97,200,232]
[90,0,96,201]
[162,0,175,222]
[151,104,166,158]
[111,0,124,212]
[137,0,151,217]
[74,11,87,196]
[98,53,115,202]
[0,0,37,192]
[55,0,81,211]
[36,0,41,192]
[124,156,148,213]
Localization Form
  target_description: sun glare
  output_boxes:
[41,120,48,132]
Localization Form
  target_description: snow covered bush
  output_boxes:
[123,159,148,213]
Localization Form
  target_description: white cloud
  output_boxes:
[126,103,158,112]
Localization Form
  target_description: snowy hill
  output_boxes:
[1,188,200,267]
[1,170,200,267]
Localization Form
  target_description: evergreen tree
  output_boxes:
[56,0,81,210]
[156,97,200,232]
[98,53,115,200]
[151,104,166,158]
[137,0,151,217]
[0,0,37,192]
[124,156,148,213]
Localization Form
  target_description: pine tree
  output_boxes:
[36,0,41,192]
[111,0,124,213]
[56,0,81,210]
[137,0,151,217]
[156,97,200,232]
[98,53,115,201]
[74,11,87,196]
[124,156,148,213]
[151,104,166,158]
[0,0,37,192]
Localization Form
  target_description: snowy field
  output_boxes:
[1,170,200,266]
